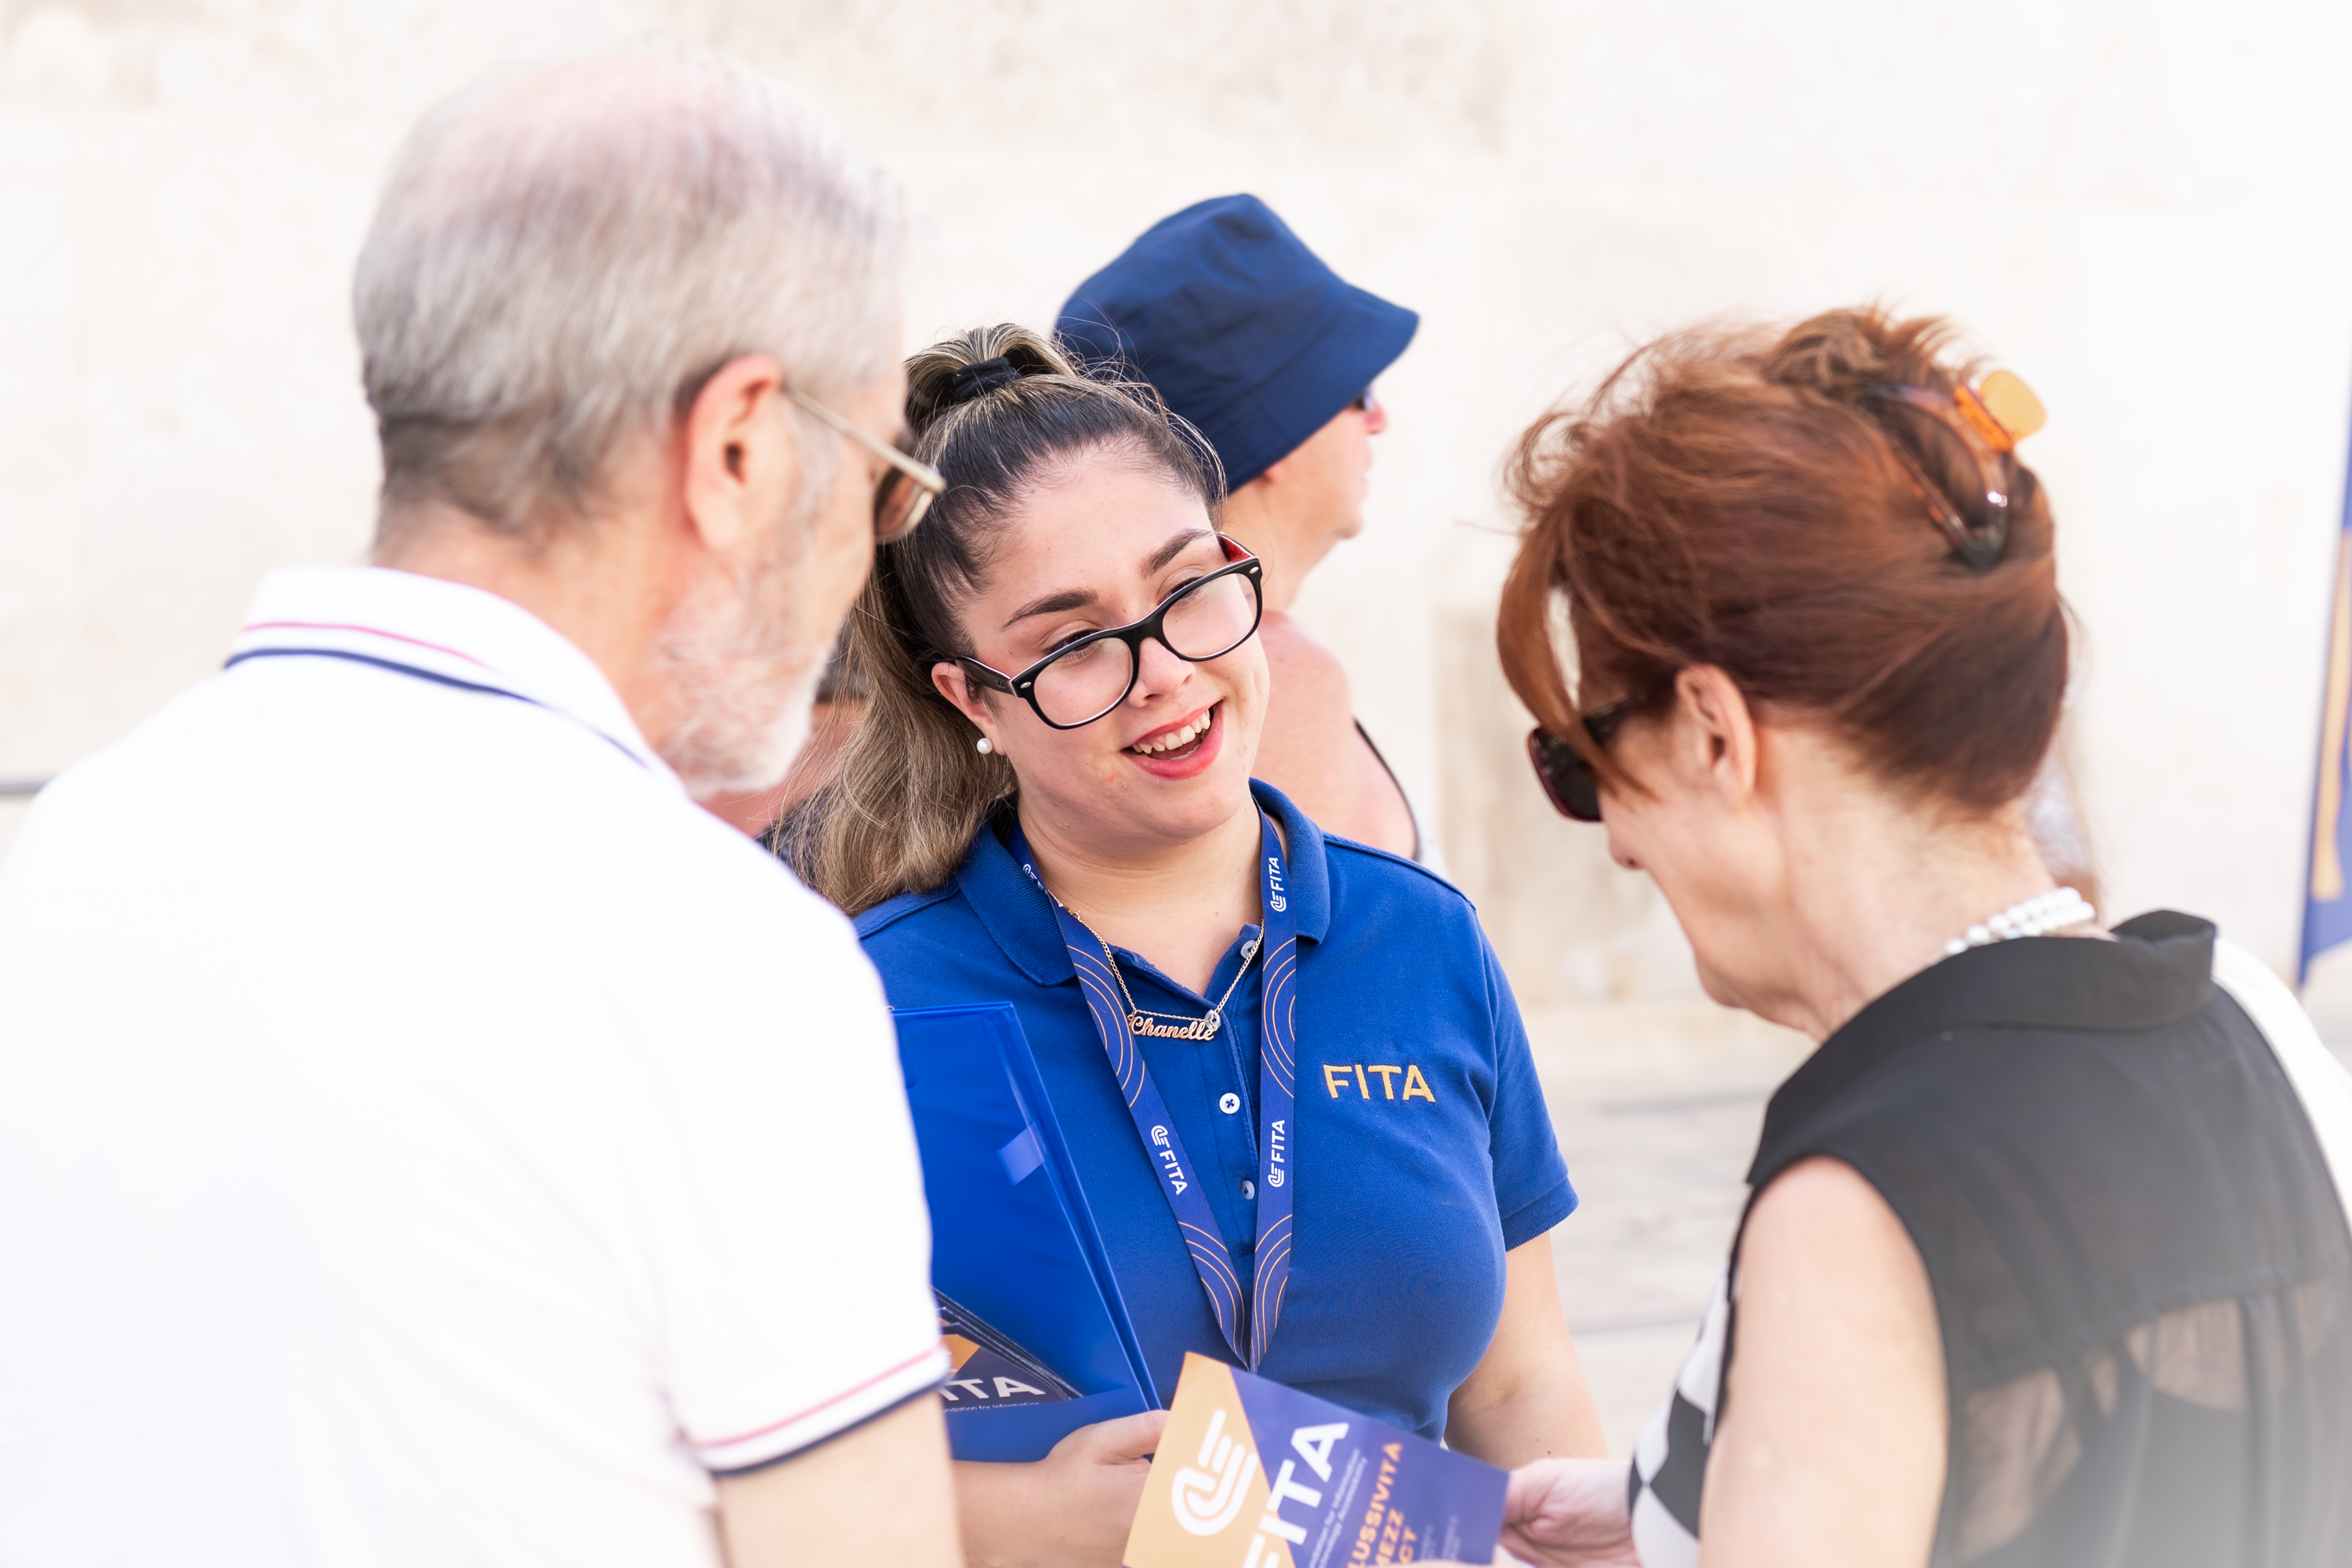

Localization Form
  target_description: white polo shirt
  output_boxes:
[0,568,947,1566]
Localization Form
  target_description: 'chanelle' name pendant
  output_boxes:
[1128,1009,1223,1040]
[1022,855,1260,1043]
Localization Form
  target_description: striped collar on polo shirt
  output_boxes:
[227,565,673,781]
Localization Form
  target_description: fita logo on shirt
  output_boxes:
[1321,1063,1436,1103]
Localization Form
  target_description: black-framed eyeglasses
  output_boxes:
[1526,687,1664,822]
[786,388,945,543]
[1348,386,1381,414]
[957,535,1265,729]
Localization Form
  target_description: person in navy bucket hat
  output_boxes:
[1060,196,1433,863]
[1059,196,1417,491]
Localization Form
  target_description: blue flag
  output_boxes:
[2303,442,2352,982]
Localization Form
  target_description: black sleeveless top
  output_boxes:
[1628,913,2352,1566]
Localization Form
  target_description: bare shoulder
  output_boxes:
[1744,1156,1911,1261]
[1256,612,1353,707]
[1251,612,1360,778]
[1252,612,1417,855]
[1738,1156,1939,1330]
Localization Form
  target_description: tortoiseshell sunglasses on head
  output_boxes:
[1859,370,2045,572]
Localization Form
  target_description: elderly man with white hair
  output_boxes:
[0,52,957,1568]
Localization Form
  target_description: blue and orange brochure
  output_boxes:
[1126,1354,1506,1568]
[936,1289,1080,1409]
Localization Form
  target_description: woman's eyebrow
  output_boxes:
[1145,528,1213,575]
[1000,529,1214,630]
[1002,588,1094,630]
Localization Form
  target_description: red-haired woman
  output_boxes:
[1479,310,2352,1568]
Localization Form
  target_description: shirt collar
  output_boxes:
[1751,911,2219,1182]
[955,778,1333,988]
[229,566,675,786]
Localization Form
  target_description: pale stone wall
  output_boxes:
[4,0,2349,994]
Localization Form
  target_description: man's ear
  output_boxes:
[1676,665,1759,804]
[931,662,1007,757]
[681,354,797,555]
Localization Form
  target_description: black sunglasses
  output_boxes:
[1526,688,1663,822]
[957,535,1265,730]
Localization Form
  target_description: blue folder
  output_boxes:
[894,1002,1160,1461]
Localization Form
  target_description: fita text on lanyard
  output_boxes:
[1011,811,1300,1370]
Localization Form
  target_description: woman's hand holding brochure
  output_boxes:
[956,1409,1166,1568]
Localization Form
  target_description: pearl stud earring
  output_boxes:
[976,737,993,755]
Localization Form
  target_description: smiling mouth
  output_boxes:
[1127,704,1216,759]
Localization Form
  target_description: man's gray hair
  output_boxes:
[355,50,905,541]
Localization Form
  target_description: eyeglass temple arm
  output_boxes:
[786,388,945,491]
[955,656,1019,695]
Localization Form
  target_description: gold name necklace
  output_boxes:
[1047,900,1260,1042]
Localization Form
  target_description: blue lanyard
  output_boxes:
[1009,812,1300,1370]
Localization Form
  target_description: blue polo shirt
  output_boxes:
[857,782,1576,1442]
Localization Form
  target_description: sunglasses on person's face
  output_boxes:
[1526,689,1660,822]
[786,389,946,543]
[1349,387,1381,415]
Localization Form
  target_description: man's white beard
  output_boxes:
[651,503,830,800]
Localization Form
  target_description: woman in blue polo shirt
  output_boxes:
[788,325,1603,1567]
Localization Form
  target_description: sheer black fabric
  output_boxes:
[1733,913,2352,1566]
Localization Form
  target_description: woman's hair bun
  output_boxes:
[1760,310,1961,406]
[904,326,1074,433]
[1497,305,2067,818]
[945,357,1022,405]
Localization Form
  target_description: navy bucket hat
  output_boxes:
[1057,194,1418,491]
